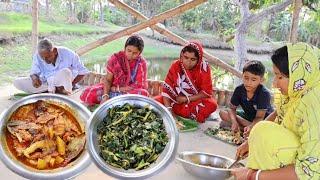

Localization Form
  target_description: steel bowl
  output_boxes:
[87,94,179,179]
[0,94,92,180]
[177,151,244,180]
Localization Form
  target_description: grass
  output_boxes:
[0,12,120,36]
[57,35,180,67]
[0,34,180,85]
[0,12,273,88]
[0,12,181,85]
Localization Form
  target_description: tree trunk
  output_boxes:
[32,0,39,54]
[73,2,76,18]
[67,0,77,23]
[91,1,96,23]
[68,0,73,18]
[99,0,104,25]
[67,0,76,23]
[289,0,302,43]
[234,0,293,72]
[255,20,263,39]
[267,14,275,38]
[234,0,250,72]
[45,0,50,19]
[210,9,218,32]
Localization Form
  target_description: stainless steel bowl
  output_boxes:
[87,94,179,179]
[0,94,92,180]
[177,151,244,180]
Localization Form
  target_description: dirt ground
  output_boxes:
[0,85,242,180]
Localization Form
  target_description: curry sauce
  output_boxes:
[5,100,86,170]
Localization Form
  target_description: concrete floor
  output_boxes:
[0,85,240,180]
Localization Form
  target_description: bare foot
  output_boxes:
[55,86,71,95]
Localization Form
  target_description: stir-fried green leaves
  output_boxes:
[97,103,169,170]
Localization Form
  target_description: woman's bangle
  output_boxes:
[102,94,109,99]
[255,170,262,180]
[166,106,172,110]
[186,96,190,104]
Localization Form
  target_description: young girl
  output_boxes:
[232,43,320,180]
[156,42,217,123]
[80,35,148,105]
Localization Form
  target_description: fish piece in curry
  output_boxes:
[5,100,85,170]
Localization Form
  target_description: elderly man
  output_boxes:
[14,38,89,94]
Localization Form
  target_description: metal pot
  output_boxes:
[87,94,179,179]
[177,151,244,180]
[0,94,92,180]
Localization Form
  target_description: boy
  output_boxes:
[219,60,273,135]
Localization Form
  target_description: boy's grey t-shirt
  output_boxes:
[230,84,274,121]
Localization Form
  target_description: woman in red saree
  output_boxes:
[80,35,148,105]
[156,42,217,123]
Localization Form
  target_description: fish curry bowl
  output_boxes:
[87,94,179,179]
[0,94,91,180]
[177,151,244,180]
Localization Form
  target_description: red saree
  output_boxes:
[80,51,148,105]
[106,51,148,95]
[157,42,217,123]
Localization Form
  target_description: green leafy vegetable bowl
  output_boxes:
[87,94,179,179]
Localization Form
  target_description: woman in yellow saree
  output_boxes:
[232,43,320,180]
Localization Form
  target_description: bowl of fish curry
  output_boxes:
[0,94,91,180]
[87,94,179,179]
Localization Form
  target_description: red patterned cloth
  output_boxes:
[80,83,104,106]
[106,51,148,91]
[80,51,148,105]
[156,42,217,123]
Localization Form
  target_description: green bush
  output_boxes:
[106,9,129,26]
[180,10,201,32]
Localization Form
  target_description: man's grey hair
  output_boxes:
[38,38,53,52]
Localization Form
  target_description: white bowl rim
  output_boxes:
[0,93,92,180]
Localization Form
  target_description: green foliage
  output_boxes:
[160,0,181,12]
[248,0,319,46]
[48,0,70,21]
[175,116,199,132]
[77,11,89,23]
[269,11,291,41]
[211,66,234,90]
[0,34,180,85]
[249,0,282,10]
[303,0,320,13]
[3,0,319,44]
[179,0,238,33]
[298,12,320,43]
[97,103,168,170]
[0,12,106,35]
[159,0,182,26]
[180,9,201,32]
[216,2,237,31]
[107,8,130,26]
[75,0,92,23]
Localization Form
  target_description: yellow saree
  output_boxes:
[247,43,320,179]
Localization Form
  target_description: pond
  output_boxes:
[85,57,274,91]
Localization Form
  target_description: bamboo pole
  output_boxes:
[108,0,241,77]
[76,0,207,56]
[31,0,39,54]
